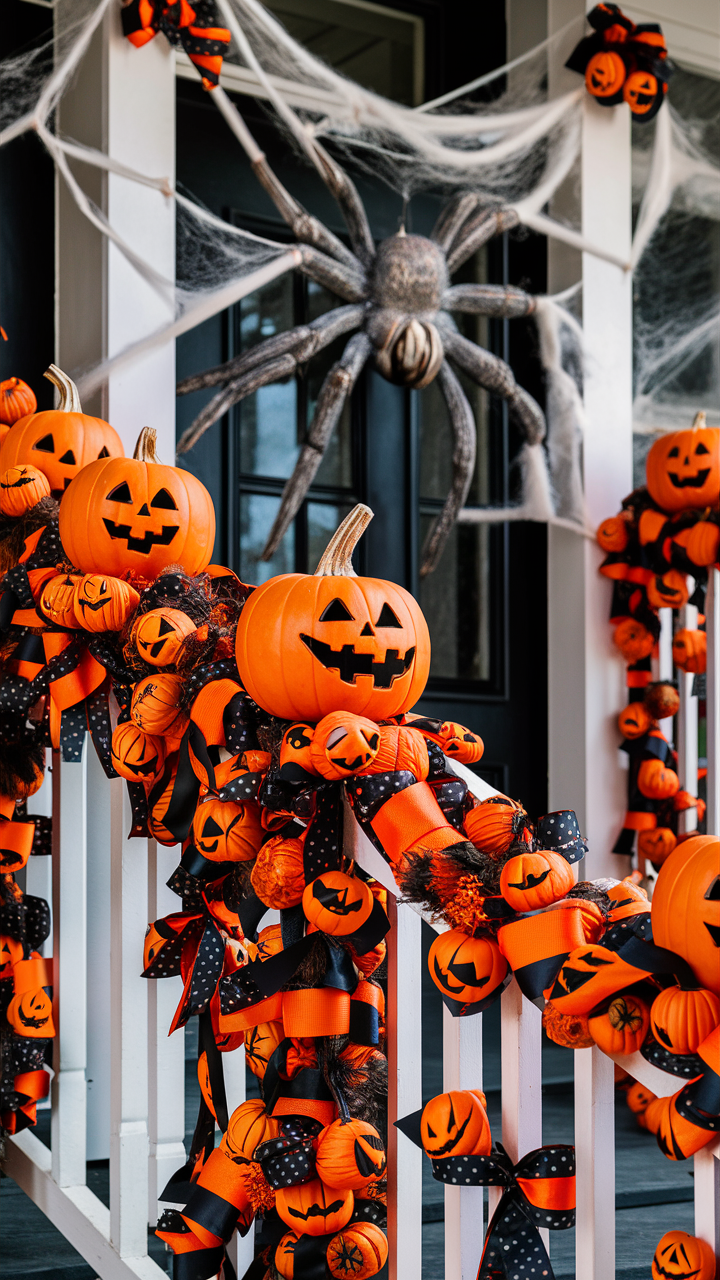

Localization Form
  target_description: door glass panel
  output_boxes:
[419,518,492,682]
[237,276,298,479]
[239,493,295,584]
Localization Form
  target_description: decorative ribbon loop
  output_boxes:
[122,0,231,90]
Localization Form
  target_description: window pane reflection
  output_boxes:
[239,493,295,585]
[237,276,298,479]
[419,517,491,682]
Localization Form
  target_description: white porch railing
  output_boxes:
[6,672,719,1279]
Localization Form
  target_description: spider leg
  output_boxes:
[261,332,373,560]
[177,305,365,395]
[442,283,535,319]
[420,361,477,578]
[308,141,376,270]
[251,153,362,273]
[447,208,520,275]
[298,245,367,302]
[177,354,298,456]
[431,193,483,252]
[438,322,546,444]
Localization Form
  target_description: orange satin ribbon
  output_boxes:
[371,780,467,863]
[282,988,351,1038]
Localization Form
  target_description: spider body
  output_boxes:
[177,136,544,574]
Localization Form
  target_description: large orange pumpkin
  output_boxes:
[0,365,123,496]
[235,505,430,721]
[428,930,507,1007]
[0,376,37,426]
[652,836,720,994]
[646,415,720,514]
[275,1179,353,1237]
[58,427,215,579]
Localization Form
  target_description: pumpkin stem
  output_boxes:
[44,364,82,413]
[314,504,373,577]
[133,427,161,463]
[691,411,707,429]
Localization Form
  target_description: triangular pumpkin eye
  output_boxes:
[376,603,402,627]
[33,434,54,453]
[108,482,132,503]
[98,446,110,458]
[59,450,76,465]
[667,446,679,458]
[704,876,720,901]
[695,442,710,455]
[202,816,223,837]
[151,488,178,510]
[319,598,355,622]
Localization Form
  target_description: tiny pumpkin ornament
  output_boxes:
[588,994,651,1055]
[327,1223,388,1280]
[684,520,720,569]
[542,1001,594,1049]
[613,618,655,664]
[638,827,677,866]
[420,1089,491,1159]
[302,871,374,937]
[275,1232,301,1280]
[645,681,681,721]
[0,464,51,517]
[40,574,83,628]
[463,795,528,856]
[650,985,720,1056]
[646,415,720,514]
[428,930,507,1008]
[0,376,37,426]
[315,1119,386,1190]
[617,702,653,740]
[0,365,123,496]
[245,1021,285,1079]
[130,672,184,737]
[135,607,197,667]
[637,757,680,800]
[0,934,23,980]
[73,574,140,633]
[275,1178,353,1238]
[596,513,629,554]
[604,877,650,922]
[309,711,381,780]
[7,985,54,1037]
[646,571,690,611]
[222,1098,278,1162]
[499,850,574,911]
[58,426,215,579]
[672,628,706,675]
[626,1080,656,1123]
[651,1230,716,1280]
[585,49,626,98]
[111,721,166,782]
[650,834,717,993]
[251,835,306,910]
[192,798,264,863]
[236,504,430,722]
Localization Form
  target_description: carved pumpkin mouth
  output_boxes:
[300,634,415,687]
[0,849,22,868]
[78,596,112,612]
[433,948,492,993]
[423,1105,473,1156]
[287,1201,347,1221]
[508,869,550,890]
[668,469,710,489]
[102,517,179,553]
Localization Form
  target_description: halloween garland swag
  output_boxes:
[0,371,716,1279]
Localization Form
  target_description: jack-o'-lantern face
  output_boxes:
[646,420,720,514]
[0,934,22,980]
[623,70,662,118]
[111,722,166,782]
[651,1231,716,1280]
[135,607,197,667]
[618,702,653,739]
[191,798,263,863]
[651,836,720,993]
[0,465,51,518]
[275,1178,354,1237]
[585,50,626,98]
[40,574,83,629]
[74,574,140,633]
[420,1089,491,1158]
[428,931,507,1008]
[302,872,374,937]
[245,1021,284,1078]
[58,428,215,579]
[548,945,646,1014]
[236,506,430,721]
[315,1119,387,1190]
[7,987,53,1037]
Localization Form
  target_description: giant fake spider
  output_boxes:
[177,136,544,576]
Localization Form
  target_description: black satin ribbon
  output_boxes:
[162,728,202,842]
[262,1040,335,1117]
[676,1065,720,1132]
[85,681,116,778]
[199,1006,229,1133]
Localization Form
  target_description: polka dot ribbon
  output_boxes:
[121,0,231,92]
[431,1143,575,1280]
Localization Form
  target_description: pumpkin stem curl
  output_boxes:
[133,427,161,463]
[44,364,82,413]
[691,410,707,429]
[315,504,373,577]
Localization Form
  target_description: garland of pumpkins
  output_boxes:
[0,369,718,1279]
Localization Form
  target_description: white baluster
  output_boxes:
[51,743,88,1189]
[26,749,53,960]
[499,981,542,1161]
[706,567,719,834]
[387,900,423,1280]
[147,839,186,1225]
[694,1141,720,1259]
[677,593,698,833]
[443,1008,485,1280]
[574,1046,615,1280]
[86,746,113,1161]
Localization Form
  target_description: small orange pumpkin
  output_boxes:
[626,1080,656,1121]
[499,850,574,911]
[650,986,720,1056]
[617,702,653,739]
[624,70,661,117]
[585,50,626,98]
[245,1021,284,1079]
[275,1178,353,1237]
[0,465,51,517]
[111,722,166,782]
[222,1098,278,1162]
[463,795,528,856]
[684,520,720,568]
[58,426,215,579]
[637,758,680,801]
[309,712,381,779]
[651,1231,715,1280]
[73,575,140,633]
[420,1089,491,1159]
[672,629,706,674]
[596,514,629,553]
[7,984,54,1038]
[251,835,306,909]
[235,505,430,722]
[0,935,23,980]
[130,673,185,736]
[135,607,197,667]
[192,798,264,863]
[428,931,507,1007]
[542,1001,594,1048]
[588,994,651,1055]
[646,416,720,514]
[613,618,655,663]
[302,871,374,936]
[327,1223,388,1279]
[604,877,650,922]
[646,571,689,611]
[0,365,123,496]
[275,1232,301,1279]
[40,574,83,628]
[638,827,677,866]
[644,682,680,720]
[315,1119,386,1190]
[0,376,37,426]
